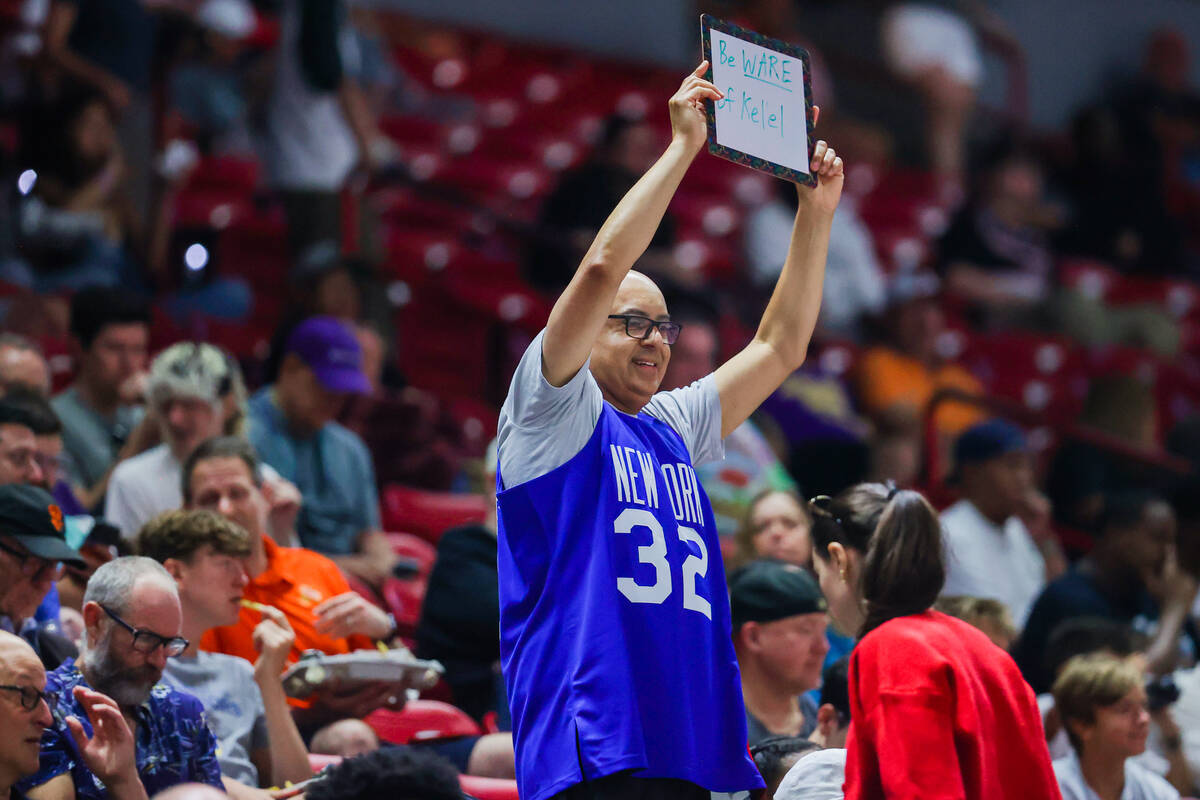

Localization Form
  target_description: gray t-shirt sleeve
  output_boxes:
[643,375,725,467]
[497,330,603,489]
[249,682,269,753]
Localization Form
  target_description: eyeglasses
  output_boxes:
[0,684,52,711]
[607,315,683,345]
[99,604,189,657]
[0,538,63,581]
[1,447,38,473]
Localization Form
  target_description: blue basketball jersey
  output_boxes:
[497,402,762,800]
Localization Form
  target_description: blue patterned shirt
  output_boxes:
[16,659,223,799]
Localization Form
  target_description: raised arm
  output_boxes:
[713,134,843,437]
[540,63,722,387]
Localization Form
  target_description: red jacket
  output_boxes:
[844,611,1062,800]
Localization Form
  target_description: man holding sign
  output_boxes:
[496,61,842,800]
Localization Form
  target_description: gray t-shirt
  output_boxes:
[51,387,142,491]
[745,693,819,748]
[497,330,725,489]
[162,652,267,787]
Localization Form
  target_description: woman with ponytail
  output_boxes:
[809,482,1061,799]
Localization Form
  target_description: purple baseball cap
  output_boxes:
[285,316,371,395]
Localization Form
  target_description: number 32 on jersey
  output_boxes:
[614,508,712,620]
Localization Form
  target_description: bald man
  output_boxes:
[149,785,227,800]
[0,632,143,800]
[0,632,53,800]
[495,64,844,800]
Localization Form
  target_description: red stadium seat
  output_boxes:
[459,775,520,800]
[307,753,343,773]
[366,700,482,744]
[381,575,428,637]
[386,533,438,576]
[381,485,488,542]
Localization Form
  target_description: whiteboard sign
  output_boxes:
[700,15,816,186]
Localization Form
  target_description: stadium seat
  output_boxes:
[366,700,482,745]
[381,485,489,542]
[459,775,520,800]
[381,575,428,638]
[386,533,438,576]
[307,753,343,773]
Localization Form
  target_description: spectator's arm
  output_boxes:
[338,79,384,171]
[1152,709,1195,796]
[329,530,399,588]
[1143,552,1199,676]
[943,262,1043,306]
[63,687,150,800]
[222,776,274,800]
[25,774,75,800]
[713,139,842,438]
[42,2,133,110]
[541,64,718,388]
[250,606,312,787]
[291,681,396,738]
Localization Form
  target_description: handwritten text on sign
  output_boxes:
[710,28,809,176]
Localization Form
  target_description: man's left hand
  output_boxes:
[313,592,393,641]
[796,136,844,217]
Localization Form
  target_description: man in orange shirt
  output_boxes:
[184,435,517,777]
[183,436,398,733]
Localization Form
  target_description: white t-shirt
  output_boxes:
[775,748,846,800]
[1039,694,1172,777]
[105,444,181,539]
[1053,750,1179,800]
[105,443,283,540]
[940,499,1045,629]
[497,330,724,489]
[261,0,359,191]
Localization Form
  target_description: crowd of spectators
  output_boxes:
[0,0,1199,798]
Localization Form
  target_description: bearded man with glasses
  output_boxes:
[17,557,223,800]
[0,485,84,670]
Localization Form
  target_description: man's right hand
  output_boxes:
[65,687,147,800]
[315,679,400,720]
[314,591,394,641]
[668,61,723,155]
[251,604,297,681]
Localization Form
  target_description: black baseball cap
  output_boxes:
[730,559,827,630]
[0,484,85,567]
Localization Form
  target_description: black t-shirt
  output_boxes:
[62,0,155,93]
[526,162,676,292]
[1013,566,1196,694]
[415,523,500,668]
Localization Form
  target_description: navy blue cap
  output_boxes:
[953,419,1027,470]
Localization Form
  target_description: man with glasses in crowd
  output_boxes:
[0,399,51,487]
[0,631,148,800]
[18,557,223,800]
[495,67,844,800]
[0,484,85,670]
